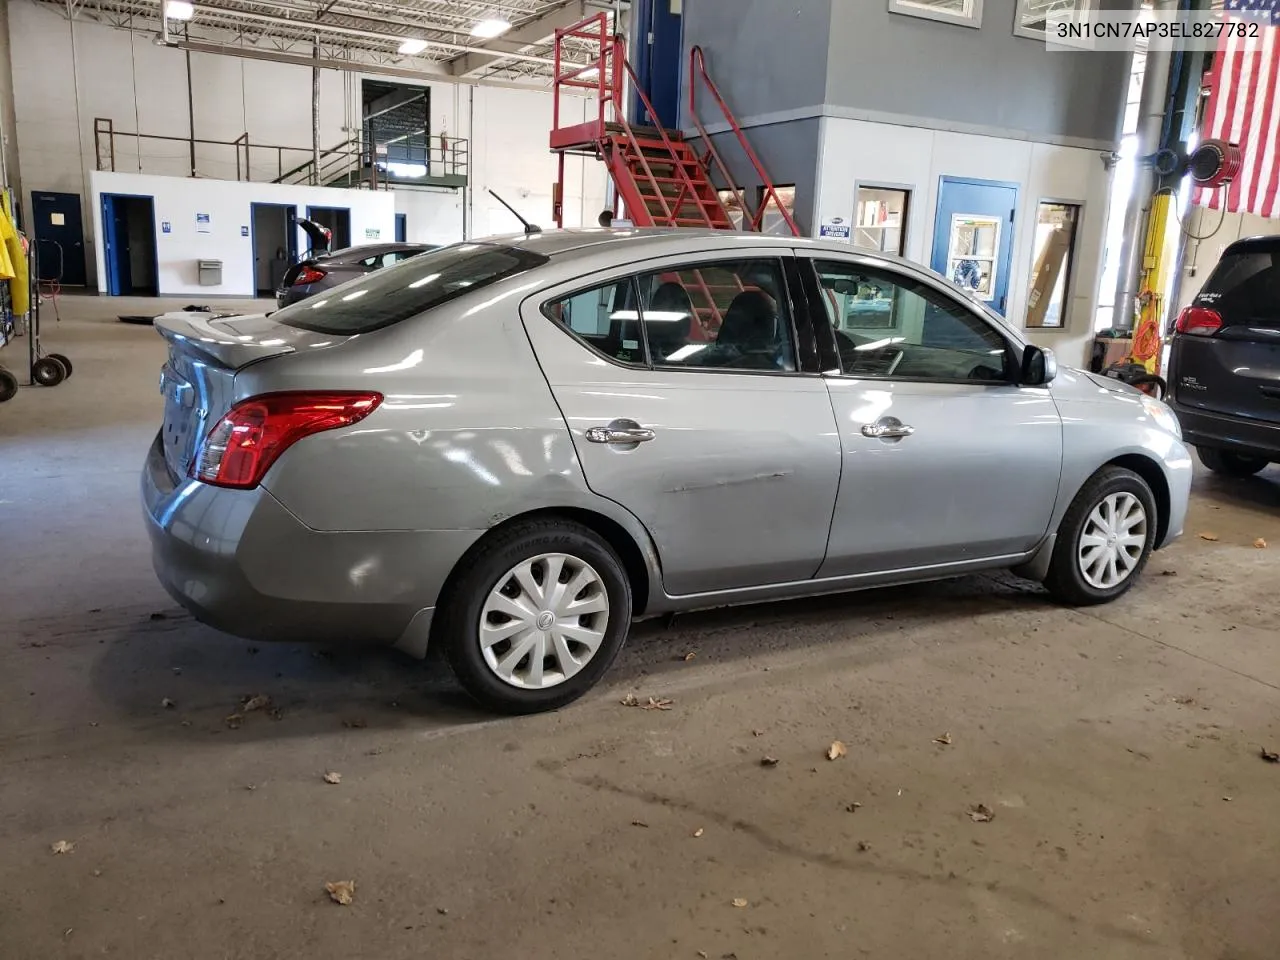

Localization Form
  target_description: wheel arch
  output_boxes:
[1104,453,1171,547]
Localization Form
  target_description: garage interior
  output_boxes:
[1,0,1278,958]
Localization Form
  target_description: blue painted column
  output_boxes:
[628,0,684,129]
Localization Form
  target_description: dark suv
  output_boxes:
[1167,236,1280,476]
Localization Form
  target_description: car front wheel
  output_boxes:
[1197,446,1269,477]
[438,518,633,714]
[1044,466,1157,606]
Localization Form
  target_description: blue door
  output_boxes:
[100,193,158,296]
[395,213,407,243]
[31,192,87,286]
[932,177,1018,316]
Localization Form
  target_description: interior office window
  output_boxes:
[636,259,797,372]
[945,214,1002,303]
[759,185,797,236]
[888,0,984,29]
[1014,0,1093,39]
[853,187,910,256]
[717,188,746,229]
[1025,202,1081,329]
[812,259,1012,382]
[545,278,647,365]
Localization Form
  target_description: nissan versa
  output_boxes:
[143,230,1192,714]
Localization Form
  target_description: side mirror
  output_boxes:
[1020,345,1058,386]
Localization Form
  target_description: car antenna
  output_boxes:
[488,189,542,235]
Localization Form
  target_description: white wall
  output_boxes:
[8,0,607,284]
[90,170,394,297]
[814,117,1113,367]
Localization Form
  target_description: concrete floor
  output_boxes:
[2,294,1279,960]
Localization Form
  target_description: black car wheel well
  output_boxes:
[1104,454,1171,546]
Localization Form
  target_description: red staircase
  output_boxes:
[549,13,799,237]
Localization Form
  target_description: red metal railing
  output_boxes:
[688,46,800,236]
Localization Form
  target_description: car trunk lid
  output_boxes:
[154,310,350,478]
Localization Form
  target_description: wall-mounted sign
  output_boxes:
[241,225,249,237]
[196,212,211,234]
[365,227,381,239]
[819,216,851,240]
[161,221,172,234]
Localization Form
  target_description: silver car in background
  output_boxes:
[143,230,1192,714]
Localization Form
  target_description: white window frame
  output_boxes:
[1012,0,1096,40]
[888,0,984,29]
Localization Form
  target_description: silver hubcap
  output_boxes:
[1077,492,1147,589]
[479,553,610,690]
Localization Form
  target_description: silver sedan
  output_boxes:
[142,230,1192,713]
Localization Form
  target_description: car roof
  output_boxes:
[1222,235,1280,256]
[485,227,922,270]
[323,242,433,261]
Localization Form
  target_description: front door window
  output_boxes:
[946,214,1001,301]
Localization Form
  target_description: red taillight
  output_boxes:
[294,266,327,285]
[1175,305,1223,337]
[190,392,382,489]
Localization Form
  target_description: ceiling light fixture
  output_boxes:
[164,0,195,20]
[397,37,429,55]
[470,17,512,39]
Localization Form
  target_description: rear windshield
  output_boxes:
[275,242,548,334]
[1198,250,1280,327]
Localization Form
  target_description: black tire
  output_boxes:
[47,353,73,379]
[31,356,67,387]
[1197,446,1268,477]
[437,518,633,714]
[1043,466,1158,606]
[0,367,16,402]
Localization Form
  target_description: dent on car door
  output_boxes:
[800,256,1063,577]
[520,252,842,596]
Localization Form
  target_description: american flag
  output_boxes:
[1194,0,1280,218]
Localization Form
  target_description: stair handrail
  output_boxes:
[611,35,723,227]
[688,46,801,236]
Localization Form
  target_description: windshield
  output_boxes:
[1199,250,1280,328]
[275,242,549,334]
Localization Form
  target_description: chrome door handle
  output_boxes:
[586,424,656,445]
[862,418,914,440]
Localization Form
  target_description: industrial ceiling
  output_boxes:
[34,0,622,82]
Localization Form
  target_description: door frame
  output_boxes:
[394,212,407,243]
[852,179,915,257]
[932,176,1019,316]
[249,202,298,294]
[99,192,159,297]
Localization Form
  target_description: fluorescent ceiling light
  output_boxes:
[164,0,195,20]
[398,37,428,55]
[470,17,512,39]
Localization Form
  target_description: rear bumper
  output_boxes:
[141,433,481,649]
[1169,401,1280,461]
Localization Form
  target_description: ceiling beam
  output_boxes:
[449,0,588,78]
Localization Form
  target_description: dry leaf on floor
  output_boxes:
[751,729,764,737]
[731,898,748,908]
[760,756,779,767]
[630,820,649,828]
[643,697,673,711]
[692,827,704,838]
[1260,747,1279,763]
[968,803,995,823]
[323,771,342,785]
[242,694,271,712]
[50,840,74,855]
[1173,695,1196,705]
[698,953,708,959]
[856,840,870,852]
[619,693,640,707]
[1160,569,1178,577]
[845,802,862,813]
[325,881,355,905]
[224,713,244,729]
[161,698,175,709]
[826,740,847,761]
[682,651,697,662]
[934,733,953,745]
[1223,796,1233,802]
[1254,538,1268,549]
[1199,532,1220,542]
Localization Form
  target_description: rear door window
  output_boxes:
[276,242,548,334]
[1197,249,1280,328]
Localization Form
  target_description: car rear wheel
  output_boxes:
[438,518,632,714]
[1044,466,1157,606]
[1197,446,1269,477]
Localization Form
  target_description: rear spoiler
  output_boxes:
[154,311,297,370]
